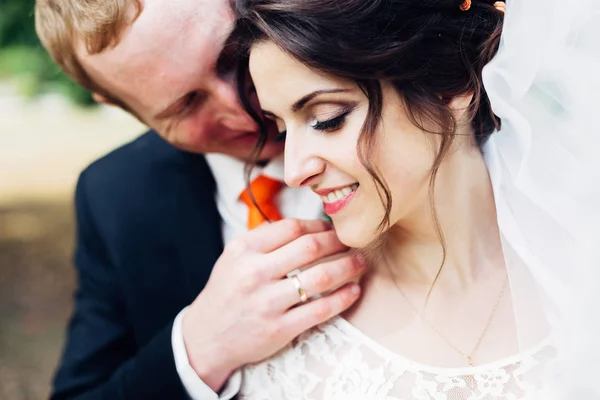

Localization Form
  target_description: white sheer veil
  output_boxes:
[482,0,600,397]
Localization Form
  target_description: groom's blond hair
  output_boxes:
[35,0,142,109]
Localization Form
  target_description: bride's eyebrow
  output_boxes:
[262,88,352,117]
[291,89,352,112]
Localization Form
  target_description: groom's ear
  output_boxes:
[92,92,114,106]
[447,92,474,123]
[92,92,143,122]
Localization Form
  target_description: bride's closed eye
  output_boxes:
[310,107,353,132]
[274,106,356,142]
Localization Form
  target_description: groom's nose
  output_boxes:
[284,132,326,188]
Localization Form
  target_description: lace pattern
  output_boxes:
[239,318,555,400]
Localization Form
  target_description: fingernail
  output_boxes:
[351,284,361,296]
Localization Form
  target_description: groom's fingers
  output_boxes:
[243,219,332,253]
[183,219,365,380]
[264,229,349,279]
[270,253,364,309]
[281,282,361,336]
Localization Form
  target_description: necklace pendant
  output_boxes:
[466,356,474,367]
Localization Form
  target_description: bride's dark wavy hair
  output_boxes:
[233,0,503,266]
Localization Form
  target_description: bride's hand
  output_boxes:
[181,218,364,392]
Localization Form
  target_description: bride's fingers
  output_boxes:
[280,283,361,336]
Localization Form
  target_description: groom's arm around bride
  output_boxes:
[35,0,365,399]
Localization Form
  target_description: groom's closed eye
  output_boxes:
[155,90,208,121]
[177,91,209,117]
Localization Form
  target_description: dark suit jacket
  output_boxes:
[51,131,224,399]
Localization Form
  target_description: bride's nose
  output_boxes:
[284,133,326,188]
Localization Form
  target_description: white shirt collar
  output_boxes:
[204,153,285,208]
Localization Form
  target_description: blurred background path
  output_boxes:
[1,2,148,398]
[0,86,144,399]
[0,88,143,204]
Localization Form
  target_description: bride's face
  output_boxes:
[249,41,438,248]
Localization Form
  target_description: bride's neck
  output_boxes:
[380,147,504,290]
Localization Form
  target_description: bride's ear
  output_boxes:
[447,92,474,123]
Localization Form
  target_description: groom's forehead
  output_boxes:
[78,0,236,110]
[132,0,235,43]
[78,0,235,66]
[85,0,235,68]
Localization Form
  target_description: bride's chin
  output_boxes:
[332,221,375,250]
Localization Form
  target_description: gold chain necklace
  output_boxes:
[392,275,508,367]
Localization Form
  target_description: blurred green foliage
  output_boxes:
[0,0,94,105]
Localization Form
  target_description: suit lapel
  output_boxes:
[175,153,224,300]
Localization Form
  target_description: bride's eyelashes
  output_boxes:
[309,108,353,133]
[274,106,355,142]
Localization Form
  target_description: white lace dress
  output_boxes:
[239,317,554,400]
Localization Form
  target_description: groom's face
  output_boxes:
[78,0,283,161]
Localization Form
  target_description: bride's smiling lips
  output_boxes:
[314,184,360,215]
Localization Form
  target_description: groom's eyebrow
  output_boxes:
[291,89,352,112]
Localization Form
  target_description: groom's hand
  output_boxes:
[182,219,364,392]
